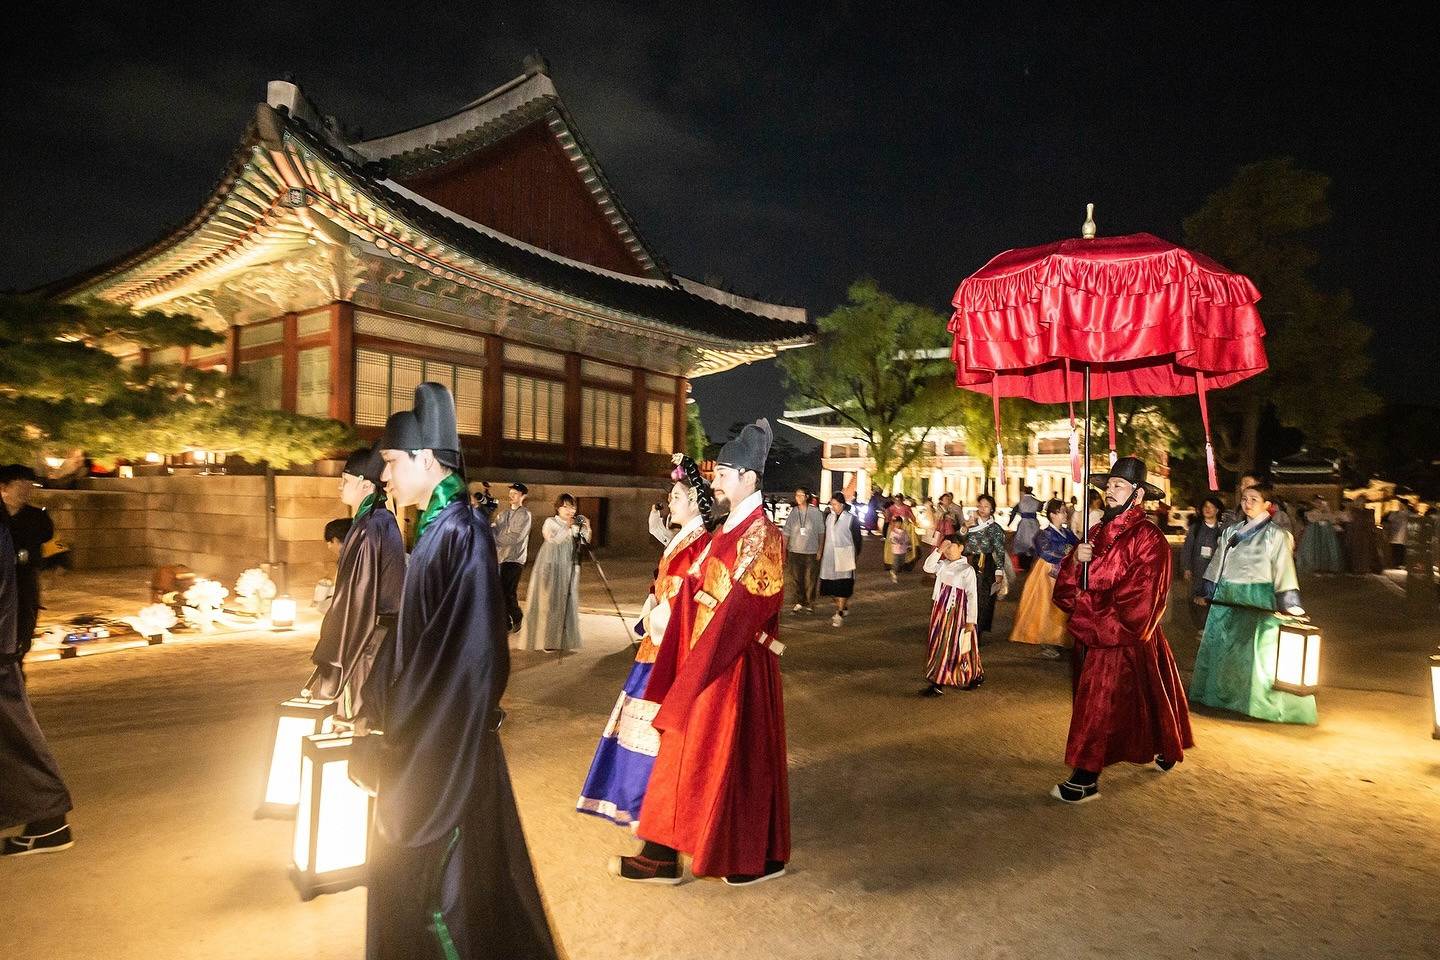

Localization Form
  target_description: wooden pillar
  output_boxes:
[226,325,240,376]
[329,302,354,423]
[675,378,689,457]
[631,367,648,475]
[564,353,581,471]
[281,311,298,412]
[483,334,503,467]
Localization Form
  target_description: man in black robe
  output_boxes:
[306,448,405,722]
[1,522,74,856]
[360,382,562,960]
[1,464,54,666]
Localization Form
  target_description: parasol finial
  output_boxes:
[1081,203,1097,239]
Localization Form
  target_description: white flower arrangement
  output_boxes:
[182,578,230,631]
[130,603,178,639]
[233,568,278,614]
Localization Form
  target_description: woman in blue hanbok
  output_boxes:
[1189,483,1316,725]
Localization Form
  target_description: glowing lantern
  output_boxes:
[270,595,298,631]
[1273,619,1321,696]
[291,731,374,899]
[256,697,335,819]
[1429,655,1440,740]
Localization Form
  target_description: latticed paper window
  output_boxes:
[355,349,390,426]
[504,373,564,443]
[296,347,330,417]
[354,349,484,436]
[240,355,283,411]
[646,398,675,454]
[582,388,632,450]
[239,322,283,348]
[503,343,567,374]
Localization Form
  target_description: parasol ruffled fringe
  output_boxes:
[952,234,1261,313]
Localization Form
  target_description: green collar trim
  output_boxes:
[416,473,465,542]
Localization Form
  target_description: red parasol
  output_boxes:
[949,216,1267,493]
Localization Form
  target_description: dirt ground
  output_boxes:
[3,559,1438,960]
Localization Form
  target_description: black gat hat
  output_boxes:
[1089,456,1164,500]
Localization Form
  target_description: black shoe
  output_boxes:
[920,684,945,697]
[608,854,683,885]
[964,674,986,690]
[508,619,522,635]
[1050,780,1099,804]
[1154,755,1176,772]
[2,824,74,857]
[723,861,787,887]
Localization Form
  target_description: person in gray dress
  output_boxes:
[818,493,863,628]
[521,494,589,651]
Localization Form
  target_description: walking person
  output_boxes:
[782,487,824,613]
[1383,500,1412,569]
[1050,457,1193,803]
[0,465,54,667]
[920,533,981,695]
[1008,485,1043,571]
[883,496,918,581]
[579,455,713,829]
[1011,499,1080,658]
[492,483,532,634]
[818,493,863,628]
[960,494,1008,641]
[362,382,561,959]
[1189,482,1314,725]
[1296,495,1342,575]
[614,419,790,887]
[1342,499,1381,574]
[305,447,405,722]
[1,521,74,856]
[521,494,589,652]
[1179,495,1226,632]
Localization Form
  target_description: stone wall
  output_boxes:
[34,473,667,594]
[35,475,338,589]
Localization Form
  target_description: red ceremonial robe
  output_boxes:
[639,503,790,877]
[1052,504,1193,772]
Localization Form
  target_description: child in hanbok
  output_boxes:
[1011,499,1079,658]
[921,533,981,695]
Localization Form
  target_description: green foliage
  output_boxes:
[0,294,352,467]
[684,398,708,463]
[1183,158,1380,471]
[780,280,963,486]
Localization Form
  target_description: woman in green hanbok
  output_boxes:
[1189,483,1315,724]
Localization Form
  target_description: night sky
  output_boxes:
[4,4,1435,448]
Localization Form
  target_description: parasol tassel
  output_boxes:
[991,380,1006,486]
[996,443,1007,487]
[1106,386,1118,467]
[1196,371,1219,490]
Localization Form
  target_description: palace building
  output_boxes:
[39,60,811,579]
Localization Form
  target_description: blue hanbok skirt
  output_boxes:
[577,659,661,826]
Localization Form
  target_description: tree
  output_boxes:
[1183,158,1380,476]
[0,295,352,467]
[779,281,964,490]
[684,397,708,463]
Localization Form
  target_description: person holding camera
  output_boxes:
[521,493,589,651]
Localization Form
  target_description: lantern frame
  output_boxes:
[256,697,336,819]
[290,731,374,900]
[1273,618,1321,697]
[1429,654,1440,740]
[270,595,298,631]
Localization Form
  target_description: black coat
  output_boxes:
[362,497,560,960]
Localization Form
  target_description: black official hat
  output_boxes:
[341,447,385,485]
[379,382,461,454]
[716,418,773,475]
[1089,456,1164,500]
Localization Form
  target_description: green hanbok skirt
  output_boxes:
[1188,581,1317,725]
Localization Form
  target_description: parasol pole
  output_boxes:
[1080,202,1096,590]
[1082,364,1092,590]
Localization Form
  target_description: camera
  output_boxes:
[473,483,498,517]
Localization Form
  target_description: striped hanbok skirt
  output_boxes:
[926,584,982,688]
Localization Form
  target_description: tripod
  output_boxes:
[578,540,635,645]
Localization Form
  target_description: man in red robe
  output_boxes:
[613,419,791,886]
[1051,456,1194,803]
